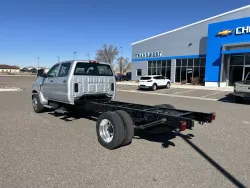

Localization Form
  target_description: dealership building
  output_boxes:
[131,5,250,87]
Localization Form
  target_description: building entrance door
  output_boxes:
[228,55,244,86]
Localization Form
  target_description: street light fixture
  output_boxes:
[57,56,60,62]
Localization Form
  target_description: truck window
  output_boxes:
[74,63,113,76]
[58,62,71,77]
[46,64,60,77]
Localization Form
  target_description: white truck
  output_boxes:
[32,60,216,150]
[233,72,250,103]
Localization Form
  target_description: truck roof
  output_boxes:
[58,60,110,65]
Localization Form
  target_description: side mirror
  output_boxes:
[37,69,46,77]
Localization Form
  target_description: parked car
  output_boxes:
[233,72,250,103]
[138,75,171,91]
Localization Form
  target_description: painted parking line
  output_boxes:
[117,89,220,101]
[202,92,221,98]
[173,89,196,95]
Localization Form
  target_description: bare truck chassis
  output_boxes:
[69,94,216,150]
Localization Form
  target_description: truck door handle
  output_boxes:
[63,80,66,83]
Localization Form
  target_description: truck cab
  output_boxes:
[233,72,250,103]
[32,60,116,112]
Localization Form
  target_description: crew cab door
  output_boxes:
[42,63,60,100]
[53,62,72,103]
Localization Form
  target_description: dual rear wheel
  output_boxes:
[96,110,134,150]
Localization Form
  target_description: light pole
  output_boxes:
[57,56,60,62]
[120,47,123,74]
[86,54,90,60]
[37,57,40,70]
[74,52,77,60]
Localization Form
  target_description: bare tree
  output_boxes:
[95,44,119,65]
[116,56,131,74]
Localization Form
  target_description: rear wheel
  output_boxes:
[114,110,134,146]
[152,84,157,91]
[96,112,126,150]
[32,94,45,113]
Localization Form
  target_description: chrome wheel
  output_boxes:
[99,119,114,143]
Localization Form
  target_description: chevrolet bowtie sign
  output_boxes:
[216,29,233,36]
[135,51,162,58]
[216,26,250,37]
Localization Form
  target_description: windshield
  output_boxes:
[74,63,113,76]
[140,77,151,80]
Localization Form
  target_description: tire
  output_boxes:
[234,96,243,103]
[152,84,157,91]
[155,104,176,109]
[166,82,171,89]
[32,94,45,113]
[96,112,126,150]
[114,110,134,146]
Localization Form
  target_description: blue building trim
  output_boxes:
[132,54,206,62]
[221,48,250,54]
[205,17,250,83]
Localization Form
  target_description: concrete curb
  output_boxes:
[116,82,233,92]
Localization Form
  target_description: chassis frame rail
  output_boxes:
[82,100,215,131]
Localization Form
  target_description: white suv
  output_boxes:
[138,75,171,91]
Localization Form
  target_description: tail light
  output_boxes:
[211,112,216,121]
[180,121,187,131]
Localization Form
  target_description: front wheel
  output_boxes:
[32,94,45,113]
[166,82,171,89]
[152,84,157,91]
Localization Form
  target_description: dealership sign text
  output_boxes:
[135,51,162,58]
[236,26,250,35]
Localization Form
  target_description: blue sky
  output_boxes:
[0,0,249,68]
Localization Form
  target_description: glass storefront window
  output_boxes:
[176,59,181,66]
[175,67,180,82]
[175,57,206,85]
[200,58,206,66]
[147,60,171,79]
[167,60,171,66]
[162,60,166,67]
[230,55,244,66]
[152,61,156,67]
[194,58,200,66]
[148,61,152,67]
[188,59,193,67]
[157,61,161,68]
[245,54,250,65]
[182,59,187,67]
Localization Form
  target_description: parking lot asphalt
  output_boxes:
[1,76,250,188]
[117,85,233,102]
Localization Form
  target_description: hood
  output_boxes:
[33,77,44,85]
